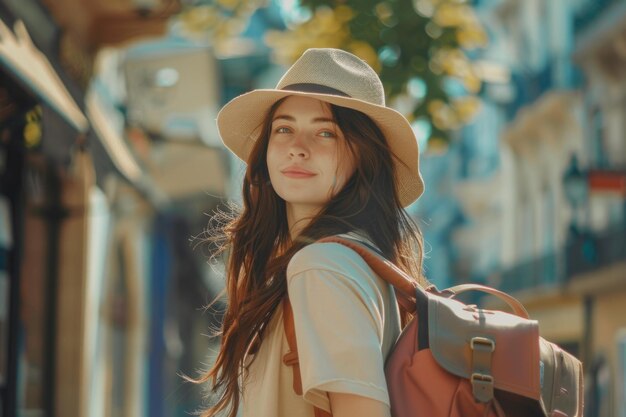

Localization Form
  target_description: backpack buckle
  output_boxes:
[470,337,495,402]
[470,337,495,352]
[470,373,494,403]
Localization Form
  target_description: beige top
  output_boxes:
[241,235,401,417]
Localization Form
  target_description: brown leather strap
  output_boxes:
[318,236,419,312]
[283,298,332,416]
[446,283,530,319]
[314,406,333,417]
[282,237,423,416]
[282,298,303,395]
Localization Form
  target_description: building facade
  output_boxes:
[0,1,227,416]
[417,0,626,415]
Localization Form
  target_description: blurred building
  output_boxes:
[0,0,257,416]
[413,0,626,415]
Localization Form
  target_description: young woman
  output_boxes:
[195,48,427,417]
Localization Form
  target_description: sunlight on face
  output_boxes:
[266,96,356,220]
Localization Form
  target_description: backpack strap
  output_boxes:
[445,283,530,319]
[282,297,333,417]
[318,236,420,311]
[282,236,421,416]
[282,298,303,395]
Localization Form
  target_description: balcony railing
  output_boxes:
[496,223,626,294]
[565,226,626,277]
[496,250,564,294]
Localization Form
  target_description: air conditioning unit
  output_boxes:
[123,38,221,146]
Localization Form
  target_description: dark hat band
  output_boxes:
[281,83,350,97]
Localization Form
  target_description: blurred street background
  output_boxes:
[0,0,625,416]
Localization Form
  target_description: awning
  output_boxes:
[85,89,143,184]
[0,19,88,132]
[85,88,169,207]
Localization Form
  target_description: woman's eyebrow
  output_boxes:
[272,115,295,122]
[272,115,337,124]
[312,117,337,124]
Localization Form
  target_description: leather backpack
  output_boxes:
[282,237,584,417]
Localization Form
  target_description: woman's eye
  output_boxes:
[275,127,291,134]
[319,130,336,138]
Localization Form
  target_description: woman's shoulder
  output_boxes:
[286,232,377,281]
[286,232,393,330]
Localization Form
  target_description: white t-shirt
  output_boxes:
[241,235,402,417]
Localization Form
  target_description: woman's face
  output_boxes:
[266,96,356,216]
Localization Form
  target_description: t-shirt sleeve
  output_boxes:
[286,242,389,412]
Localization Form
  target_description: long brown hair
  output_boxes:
[192,97,425,417]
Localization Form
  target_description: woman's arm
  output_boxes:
[328,392,391,417]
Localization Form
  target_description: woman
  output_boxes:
[195,48,427,417]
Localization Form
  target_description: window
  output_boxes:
[591,106,609,168]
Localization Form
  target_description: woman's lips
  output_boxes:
[281,168,316,178]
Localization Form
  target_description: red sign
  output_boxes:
[588,170,626,196]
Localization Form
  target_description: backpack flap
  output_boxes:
[427,293,542,402]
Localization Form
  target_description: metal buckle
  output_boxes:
[470,373,494,383]
[470,336,495,352]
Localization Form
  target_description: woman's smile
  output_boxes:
[281,165,317,178]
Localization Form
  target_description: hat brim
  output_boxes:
[216,89,424,207]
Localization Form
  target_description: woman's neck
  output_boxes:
[286,203,321,240]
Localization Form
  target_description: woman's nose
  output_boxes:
[288,135,309,159]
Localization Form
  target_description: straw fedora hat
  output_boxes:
[217,48,424,207]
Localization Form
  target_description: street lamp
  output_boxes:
[562,155,594,373]
[562,153,597,276]
[563,154,589,236]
